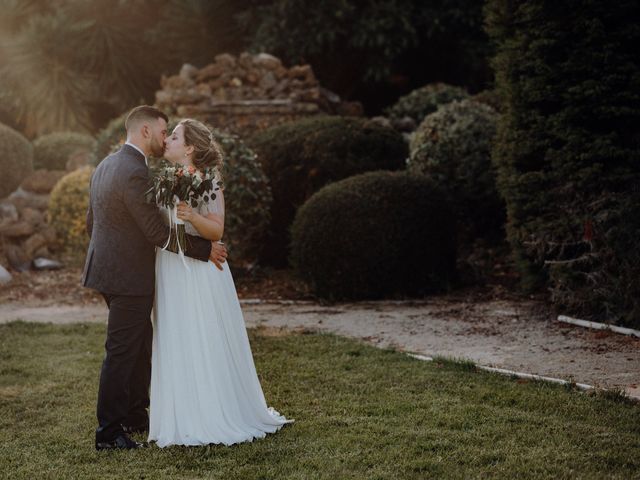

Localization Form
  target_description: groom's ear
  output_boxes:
[141,124,151,139]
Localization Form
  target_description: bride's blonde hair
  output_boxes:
[179,119,224,175]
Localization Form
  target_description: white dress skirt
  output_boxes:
[148,194,293,447]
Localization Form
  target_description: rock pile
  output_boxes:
[0,170,67,271]
[155,52,363,136]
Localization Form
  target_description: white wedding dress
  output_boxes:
[148,185,294,447]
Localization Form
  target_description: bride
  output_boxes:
[148,118,294,447]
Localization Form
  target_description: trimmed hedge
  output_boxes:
[0,122,33,198]
[33,132,95,170]
[486,0,640,326]
[249,115,408,266]
[384,83,469,126]
[408,99,504,239]
[290,171,456,300]
[48,166,93,256]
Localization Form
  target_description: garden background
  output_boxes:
[0,1,639,478]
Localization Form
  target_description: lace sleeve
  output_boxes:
[199,176,224,217]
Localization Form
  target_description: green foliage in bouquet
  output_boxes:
[48,166,93,256]
[408,99,504,240]
[486,0,640,326]
[0,122,33,198]
[249,115,408,266]
[290,171,456,300]
[33,132,95,170]
[146,163,221,254]
[384,83,469,126]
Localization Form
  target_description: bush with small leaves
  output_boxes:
[208,126,272,266]
[384,83,469,126]
[290,171,456,300]
[48,166,93,257]
[408,99,503,239]
[93,113,127,165]
[0,122,33,198]
[471,89,502,112]
[249,115,408,266]
[33,132,95,170]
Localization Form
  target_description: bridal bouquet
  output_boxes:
[146,164,222,254]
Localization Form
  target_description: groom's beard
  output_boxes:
[150,139,165,158]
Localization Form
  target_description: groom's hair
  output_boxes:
[125,105,169,131]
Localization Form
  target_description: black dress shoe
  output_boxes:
[95,433,148,450]
[122,422,149,435]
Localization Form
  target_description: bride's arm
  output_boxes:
[176,192,225,241]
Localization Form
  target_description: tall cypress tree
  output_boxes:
[485,1,640,326]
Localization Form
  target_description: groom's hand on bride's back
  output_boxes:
[210,242,228,270]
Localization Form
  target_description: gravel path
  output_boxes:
[1,298,638,399]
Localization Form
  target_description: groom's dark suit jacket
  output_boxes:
[82,144,211,296]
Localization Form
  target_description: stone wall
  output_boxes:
[155,52,363,137]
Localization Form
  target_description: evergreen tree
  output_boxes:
[486,0,640,325]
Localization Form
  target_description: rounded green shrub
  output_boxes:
[208,126,272,266]
[33,132,96,170]
[290,171,456,300]
[0,122,33,198]
[249,115,409,266]
[384,83,469,126]
[93,112,127,164]
[48,166,93,256]
[408,99,503,238]
[471,89,503,112]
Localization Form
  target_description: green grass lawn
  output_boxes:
[0,322,639,479]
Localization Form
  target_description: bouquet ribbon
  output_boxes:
[162,194,190,270]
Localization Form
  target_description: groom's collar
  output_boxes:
[123,141,148,166]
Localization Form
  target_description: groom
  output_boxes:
[82,105,228,450]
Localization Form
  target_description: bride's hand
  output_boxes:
[176,202,195,221]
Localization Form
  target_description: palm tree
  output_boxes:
[0,12,94,136]
[64,0,160,109]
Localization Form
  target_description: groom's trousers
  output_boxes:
[95,293,153,442]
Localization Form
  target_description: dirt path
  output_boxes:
[1,297,638,399]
